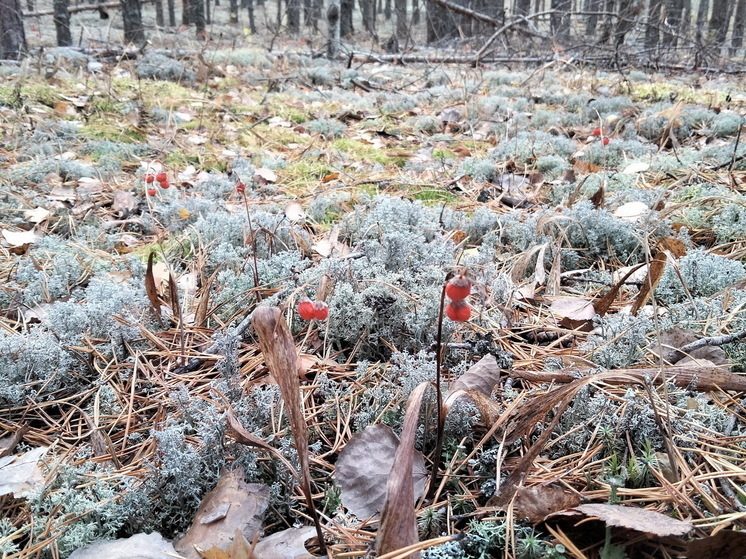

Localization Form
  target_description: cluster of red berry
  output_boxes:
[144,172,170,196]
[236,182,246,194]
[297,298,329,320]
[591,127,611,146]
[445,274,472,322]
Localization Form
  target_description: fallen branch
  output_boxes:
[510,365,746,392]
[679,330,746,353]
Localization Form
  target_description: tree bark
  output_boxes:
[0,0,26,59]
[229,0,238,23]
[394,0,406,40]
[287,0,301,32]
[327,0,340,57]
[361,0,376,35]
[182,0,191,24]
[121,0,146,44]
[645,0,661,48]
[514,0,529,16]
[340,0,353,35]
[189,0,205,36]
[710,0,732,44]
[167,0,175,25]
[53,0,72,46]
[731,0,746,51]
[154,0,164,26]
[247,0,256,31]
[550,0,570,38]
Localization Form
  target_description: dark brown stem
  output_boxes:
[241,192,262,301]
[426,277,449,501]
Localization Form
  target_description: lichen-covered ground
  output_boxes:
[2,47,746,558]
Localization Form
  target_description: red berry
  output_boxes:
[445,276,471,301]
[236,182,246,194]
[602,137,610,146]
[445,300,471,322]
[145,174,155,183]
[298,298,315,320]
[592,127,602,137]
[312,300,329,320]
[159,180,170,189]
[147,187,157,196]
[156,172,167,182]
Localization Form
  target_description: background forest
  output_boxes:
[2,0,746,559]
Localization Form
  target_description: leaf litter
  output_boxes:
[2,45,746,559]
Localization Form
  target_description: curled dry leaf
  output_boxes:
[511,486,581,523]
[251,307,325,553]
[335,424,427,519]
[174,468,268,559]
[448,354,501,396]
[575,503,693,537]
[376,382,432,559]
[23,207,51,224]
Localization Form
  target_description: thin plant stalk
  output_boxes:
[241,191,262,301]
[426,277,449,501]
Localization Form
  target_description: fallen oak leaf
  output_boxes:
[575,503,693,537]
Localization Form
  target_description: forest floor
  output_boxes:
[2,40,746,559]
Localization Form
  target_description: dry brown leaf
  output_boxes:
[448,354,501,396]
[253,526,314,559]
[575,503,693,537]
[252,307,324,552]
[174,469,268,559]
[254,168,277,183]
[376,382,431,559]
[444,389,502,426]
[112,190,137,216]
[511,486,581,523]
[23,207,51,224]
[145,252,161,317]
[0,446,48,498]
[548,297,595,330]
[321,172,339,182]
[285,202,306,221]
[68,532,177,559]
[631,249,667,315]
[686,530,746,559]
[650,328,728,366]
[2,228,38,248]
[335,424,427,519]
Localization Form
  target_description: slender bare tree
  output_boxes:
[0,0,26,59]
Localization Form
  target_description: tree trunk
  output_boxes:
[205,0,210,24]
[182,0,191,24]
[189,0,205,36]
[229,0,238,23]
[550,0,570,38]
[412,0,419,24]
[340,0,353,35]
[514,0,530,16]
[645,0,661,48]
[121,0,146,43]
[327,0,340,56]
[614,0,636,46]
[426,0,450,42]
[584,0,601,37]
[287,0,301,32]
[695,0,708,40]
[247,0,256,31]
[384,0,390,19]
[394,0,406,40]
[154,0,164,26]
[53,0,72,46]
[0,0,26,59]
[731,0,746,51]
[710,0,732,44]
[662,0,684,46]
[598,0,615,43]
[361,0,376,35]
[167,0,175,25]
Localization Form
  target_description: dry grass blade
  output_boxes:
[631,248,667,315]
[377,381,432,559]
[251,306,325,554]
[145,251,161,317]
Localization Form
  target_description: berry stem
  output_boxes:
[240,191,262,302]
[426,276,448,501]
